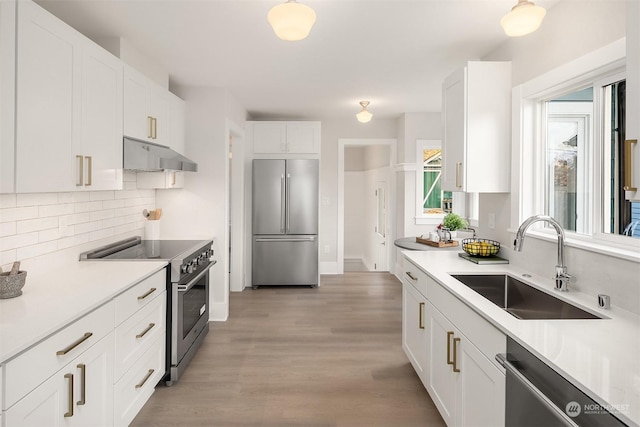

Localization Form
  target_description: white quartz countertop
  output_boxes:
[403,250,640,427]
[0,261,167,363]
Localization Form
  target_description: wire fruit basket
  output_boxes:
[461,238,500,257]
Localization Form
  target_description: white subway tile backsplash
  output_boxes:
[17,217,58,234]
[16,193,58,207]
[1,232,39,251]
[0,206,38,223]
[39,203,75,218]
[74,201,103,213]
[0,175,155,267]
[17,241,58,260]
[0,222,16,238]
[0,194,17,209]
[123,173,136,182]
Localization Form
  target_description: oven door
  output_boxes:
[172,262,212,366]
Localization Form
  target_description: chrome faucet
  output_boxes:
[514,215,571,291]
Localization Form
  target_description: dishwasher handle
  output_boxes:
[496,354,579,427]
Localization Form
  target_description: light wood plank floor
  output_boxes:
[132,272,446,427]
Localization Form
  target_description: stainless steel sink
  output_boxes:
[451,274,602,320]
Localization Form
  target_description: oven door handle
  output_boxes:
[496,354,579,427]
[177,261,215,293]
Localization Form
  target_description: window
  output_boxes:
[516,40,639,258]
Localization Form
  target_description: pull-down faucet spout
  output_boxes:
[514,215,571,291]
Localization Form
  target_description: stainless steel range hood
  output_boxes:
[123,137,197,172]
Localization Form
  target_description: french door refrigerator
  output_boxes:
[252,159,319,287]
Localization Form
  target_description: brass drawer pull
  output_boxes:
[76,155,84,186]
[56,332,93,356]
[624,139,637,191]
[446,331,454,366]
[419,302,425,329]
[452,337,461,372]
[137,288,157,300]
[136,323,156,339]
[455,162,463,188]
[84,156,92,186]
[77,363,86,405]
[64,373,74,417]
[135,369,155,389]
[405,271,418,281]
[148,116,154,139]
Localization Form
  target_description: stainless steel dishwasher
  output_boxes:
[496,337,629,427]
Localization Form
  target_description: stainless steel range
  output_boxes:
[80,236,215,385]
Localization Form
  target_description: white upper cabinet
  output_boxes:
[0,0,16,193]
[250,121,321,155]
[626,0,640,201]
[14,0,123,193]
[441,61,511,193]
[15,0,81,193]
[123,65,171,146]
[78,37,123,191]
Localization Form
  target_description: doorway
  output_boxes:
[226,120,245,293]
[338,139,396,274]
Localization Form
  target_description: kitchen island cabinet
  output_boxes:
[441,61,511,193]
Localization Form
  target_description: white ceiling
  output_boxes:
[35,0,557,121]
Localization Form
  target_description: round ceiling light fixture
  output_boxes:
[500,0,546,37]
[356,101,373,123]
[268,0,317,41]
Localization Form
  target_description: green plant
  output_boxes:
[441,213,468,231]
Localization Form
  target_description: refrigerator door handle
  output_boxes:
[286,173,291,233]
[280,174,286,233]
[255,237,316,243]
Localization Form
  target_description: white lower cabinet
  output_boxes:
[402,278,428,386]
[5,333,114,427]
[426,302,505,427]
[401,256,506,427]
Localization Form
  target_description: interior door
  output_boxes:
[373,181,388,271]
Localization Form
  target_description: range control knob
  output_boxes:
[186,263,195,274]
[181,264,189,274]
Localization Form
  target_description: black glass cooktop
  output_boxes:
[81,237,212,261]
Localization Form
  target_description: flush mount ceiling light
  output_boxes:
[356,101,373,123]
[268,0,317,41]
[500,0,546,37]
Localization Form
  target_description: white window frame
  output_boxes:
[512,38,639,261]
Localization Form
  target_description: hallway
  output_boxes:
[132,273,445,426]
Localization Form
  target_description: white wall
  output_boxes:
[155,85,247,321]
[479,0,639,315]
[344,171,366,261]
[0,173,156,272]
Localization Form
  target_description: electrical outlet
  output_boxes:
[488,213,496,229]
[323,245,330,254]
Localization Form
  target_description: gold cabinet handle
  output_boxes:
[135,369,155,389]
[405,272,417,281]
[446,331,454,366]
[153,117,158,139]
[84,156,92,186]
[419,302,425,329]
[171,172,177,186]
[624,139,637,191]
[77,363,86,405]
[137,287,157,300]
[56,332,93,356]
[64,373,74,417]
[455,162,462,189]
[136,323,156,339]
[452,337,461,372]
[148,116,154,139]
[76,155,84,186]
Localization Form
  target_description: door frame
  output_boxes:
[226,119,245,293]
[337,138,396,274]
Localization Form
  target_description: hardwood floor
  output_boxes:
[131,272,446,427]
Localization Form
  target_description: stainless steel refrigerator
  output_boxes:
[252,159,319,287]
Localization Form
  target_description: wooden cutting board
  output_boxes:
[415,237,459,248]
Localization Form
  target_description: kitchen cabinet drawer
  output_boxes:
[114,335,165,427]
[114,290,165,381]
[114,269,166,326]
[4,301,114,409]
[426,275,505,366]
[402,257,427,297]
